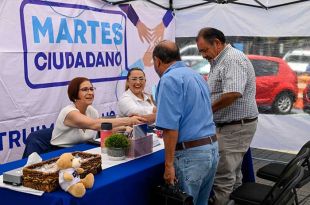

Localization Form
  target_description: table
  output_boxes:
[0,144,165,205]
[0,144,254,205]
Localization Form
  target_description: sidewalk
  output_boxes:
[252,148,310,205]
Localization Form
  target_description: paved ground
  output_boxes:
[252,148,310,205]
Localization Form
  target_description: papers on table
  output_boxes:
[152,134,161,147]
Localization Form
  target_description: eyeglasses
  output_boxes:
[129,77,145,82]
[79,87,96,92]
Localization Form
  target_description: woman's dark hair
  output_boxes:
[67,77,91,102]
[196,27,226,44]
[125,68,145,90]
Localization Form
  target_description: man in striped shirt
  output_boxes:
[196,28,259,205]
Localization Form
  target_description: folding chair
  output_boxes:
[230,148,309,205]
[22,128,60,158]
[256,141,310,204]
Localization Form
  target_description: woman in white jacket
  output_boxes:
[118,68,156,124]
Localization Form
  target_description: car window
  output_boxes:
[285,55,300,62]
[181,47,200,56]
[300,55,310,63]
[285,55,310,63]
[192,60,210,74]
[180,44,210,74]
[250,59,279,77]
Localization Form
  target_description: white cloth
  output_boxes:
[118,89,155,117]
[51,104,99,147]
[0,175,44,196]
[58,168,81,191]
[251,113,310,153]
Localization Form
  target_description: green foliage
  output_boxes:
[104,134,130,149]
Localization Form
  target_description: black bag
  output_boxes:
[150,183,194,205]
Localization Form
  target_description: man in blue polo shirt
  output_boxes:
[153,40,219,205]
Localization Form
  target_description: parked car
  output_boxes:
[249,55,298,114]
[180,44,210,77]
[283,48,310,73]
[179,45,298,114]
[303,81,310,114]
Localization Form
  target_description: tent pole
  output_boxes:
[144,0,169,10]
[175,2,213,11]
[230,2,265,9]
[253,0,268,10]
[100,0,309,11]
[101,0,136,6]
[169,0,173,10]
[269,0,309,9]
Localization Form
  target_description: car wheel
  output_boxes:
[272,92,294,114]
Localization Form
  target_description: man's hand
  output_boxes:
[164,164,176,185]
[162,129,179,185]
[212,92,241,113]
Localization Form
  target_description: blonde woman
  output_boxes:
[118,68,156,123]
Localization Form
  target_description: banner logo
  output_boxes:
[20,0,127,89]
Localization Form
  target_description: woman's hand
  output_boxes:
[129,115,147,125]
[125,126,133,133]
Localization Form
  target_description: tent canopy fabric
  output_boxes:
[103,0,310,37]
[103,0,308,9]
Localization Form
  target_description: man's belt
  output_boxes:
[215,117,258,127]
[175,135,217,151]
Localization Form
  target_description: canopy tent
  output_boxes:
[102,0,308,10]
[102,0,310,37]
[103,0,310,152]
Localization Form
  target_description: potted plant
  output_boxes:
[105,133,130,160]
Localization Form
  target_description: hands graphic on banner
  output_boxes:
[136,20,152,43]
[136,22,166,67]
[120,5,174,69]
[135,21,166,45]
[152,22,165,43]
[142,44,156,67]
[135,20,165,45]
[120,4,173,45]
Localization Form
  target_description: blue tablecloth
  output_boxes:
[0,144,165,205]
[0,144,254,205]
